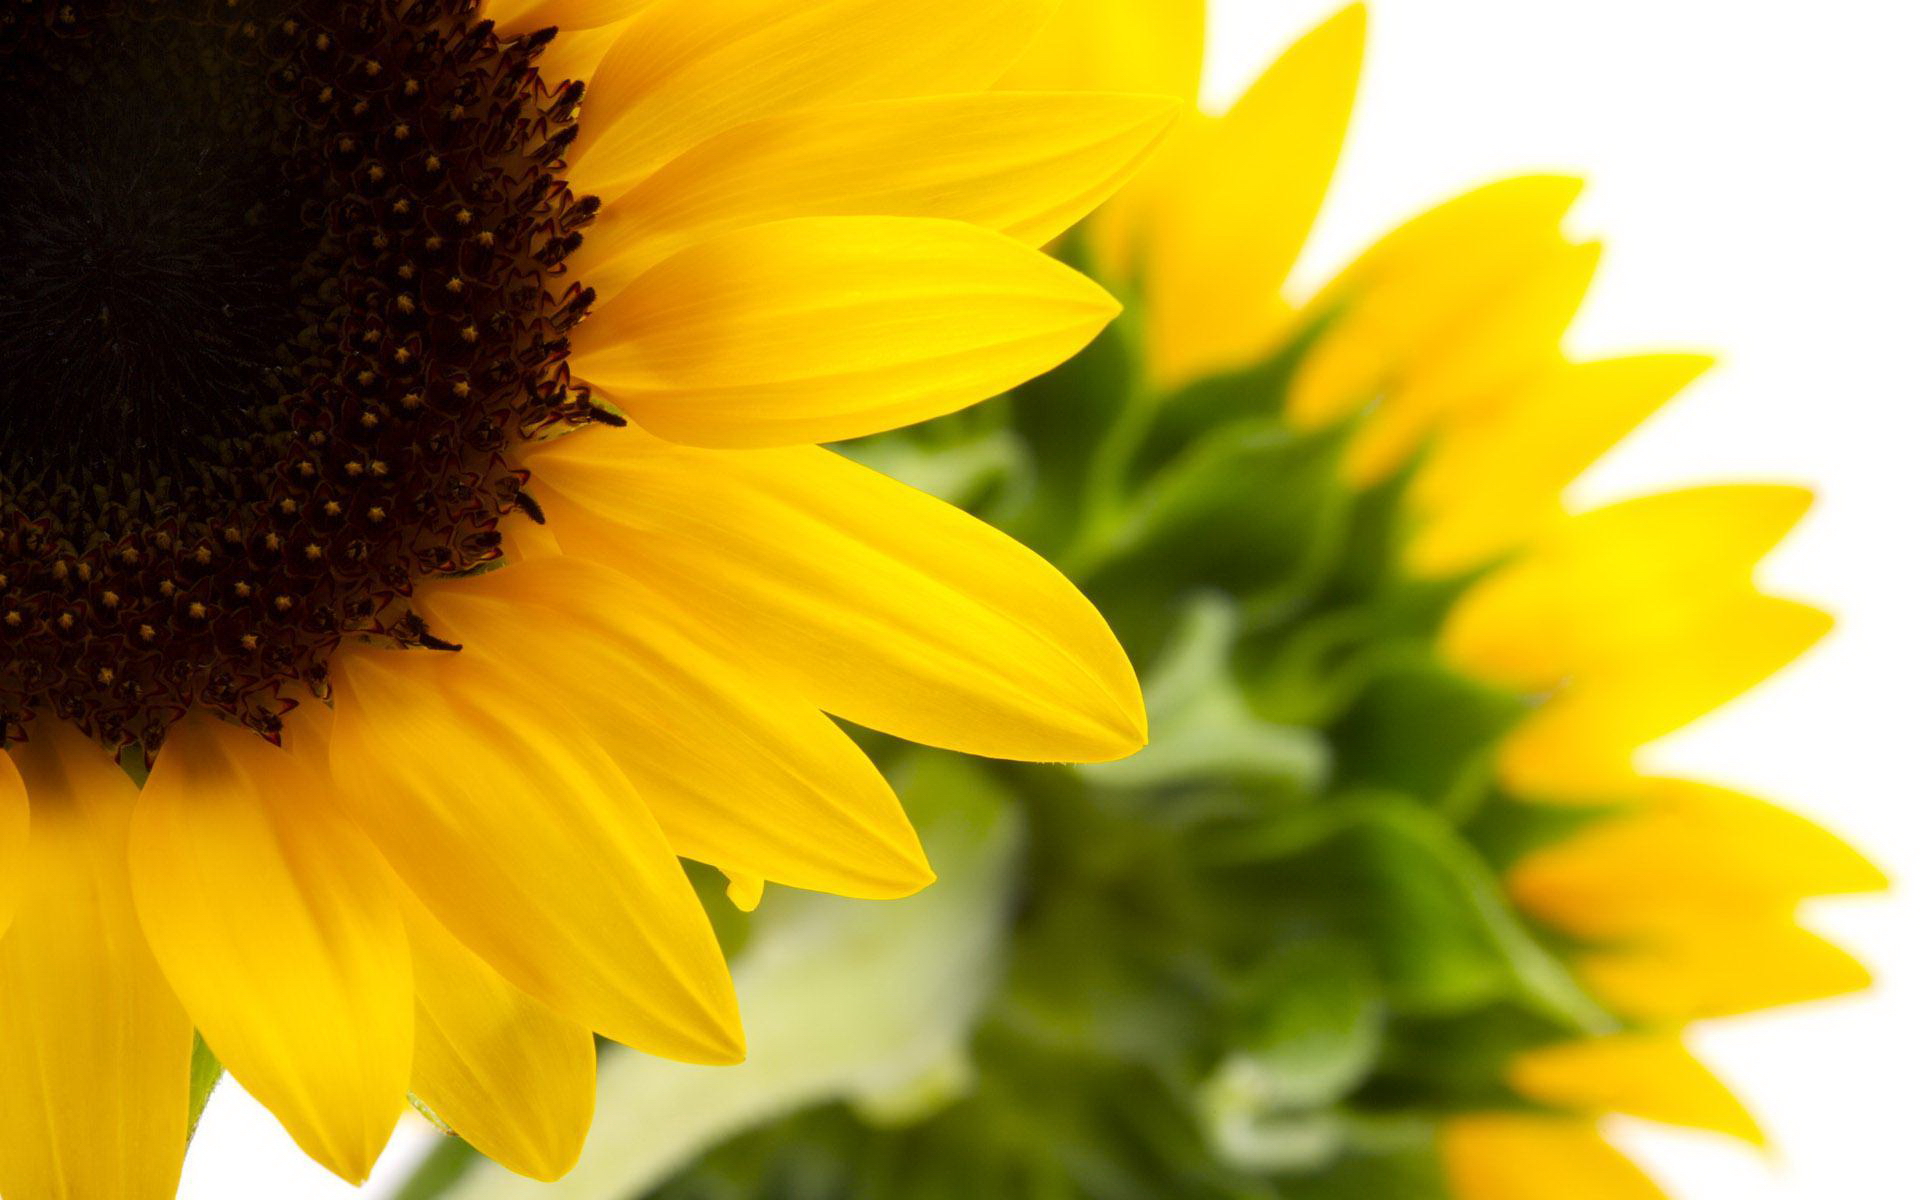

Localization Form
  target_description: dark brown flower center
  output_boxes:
[0,9,308,487]
[0,0,599,753]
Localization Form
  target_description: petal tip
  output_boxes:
[1062,691,1151,765]
[310,1136,385,1189]
[876,857,939,901]
[1065,273,1126,328]
[515,1137,588,1185]
[678,995,748,1067]
[1497,172,1587,218]
[704,1030,749,1068]
[1328,2,1370,39]
[1852,854,1894,895]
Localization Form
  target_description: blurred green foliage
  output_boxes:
[615,255,1620,1200]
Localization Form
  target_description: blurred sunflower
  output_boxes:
[0,0,1162,1195]
[484,5,1879,1200]
[1029,6,1883,1195]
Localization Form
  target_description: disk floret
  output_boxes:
[0,0,598,752]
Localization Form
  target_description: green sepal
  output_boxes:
[1465,792,1629,877]
[1227,796,1606,1030]
[1000,232,1153,560]
[409,1093,456,1137]
[186,1032,223,1144]
[1328,658,1528,818]
[1363,1003,1581,1115]
[1077,421,1353,661]
[1124,313,1332,489]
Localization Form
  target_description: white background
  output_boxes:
[184,2,1920,1196]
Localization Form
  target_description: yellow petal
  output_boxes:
[1510,778,1886,940]
[1441,1115,1668,1200]
[536,16,639,86]
[1497,592,1832,799]
[0,725,193,1200]
[993,0,1205,284]
[1437,486,1828,802]
[404,891,596,1183]
[486,0,646,38]
[328,644,743,1063]
[1444,485,1817,691]
[1140,5,1367,387]
[572,0,1056,195]
[1340,236,1600,484]
[1579,920,1871,1023]
[574,92,1178,297]
[0,751,27,940]
[1290,175,1585,430]
[1508,1033,1764,1145]
[1081,116,1195,290]
[131,710,411,1184]
[499,511,565,562]
[1408,355,1714,575]
[415,555,934,901]
[723,871,767,913]
[999,0,1205,100]
[528,428,1147,763]
[572,216,1118,448]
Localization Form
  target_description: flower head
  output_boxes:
[0,1,1163,1193]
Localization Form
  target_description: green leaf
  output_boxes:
[1237,940,1383,1110]
[1208,1109,1347,1177]
[1202,940,1383,1173]
[1084,595,1327,793]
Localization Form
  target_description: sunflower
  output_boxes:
[0,1,1163,1194]
[478,4,1879,1200]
